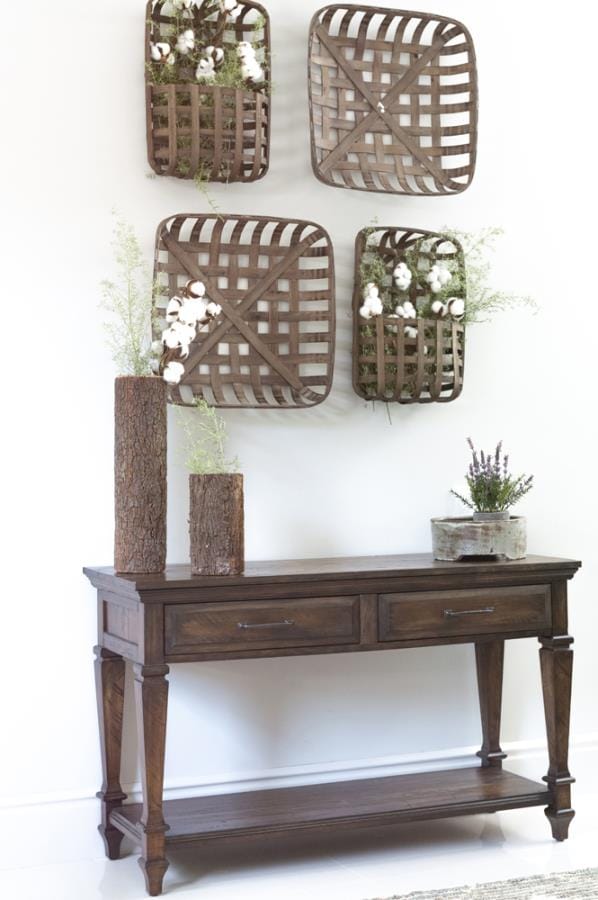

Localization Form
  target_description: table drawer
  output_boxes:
[378,585,551,642]
[165,596,360,655]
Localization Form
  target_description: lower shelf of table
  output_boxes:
[111,766,550,846]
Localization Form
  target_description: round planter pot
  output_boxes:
[431,515,526,561]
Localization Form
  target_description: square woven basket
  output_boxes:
[154,214,336,408]
[309,4,477,195]
[146,0,270,182]
[353,226,465,403]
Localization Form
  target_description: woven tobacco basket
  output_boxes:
[353,227,465,403]
[146,1,270,181]
[308,4,477,195]
[154,214,335,408]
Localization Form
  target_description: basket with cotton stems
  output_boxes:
[353,226,467,404]
[431,439,533,561]
[179,399,243,575]
[146,0,270,183]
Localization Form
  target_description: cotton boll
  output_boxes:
[176,29,195,55]
[166,296,182,322]
[151,340,163,356]
[244,62,265,83]
[363,282,379,299]
[206,45,225,65]
[392,262,412,291]
[150,42,172,62]
[447,297,465,318]
[220,0,242,15]
[367,296,383,316]
[162,321,196,349]
[206,302,222,317]
[405,326,418,339]
[186,280,205,298]
[178,298,207,326]
[438,266,452,286]
[237,41,256,61]
[196,58,216,80]
[163,361,186,384]
[402,301,416,319]
[431,300,446,317]
[359,304,372,320]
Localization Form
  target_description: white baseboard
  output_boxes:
[3,732,597,811]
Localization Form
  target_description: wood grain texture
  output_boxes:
[308,5,477,196]
[378,585,551,641]
[475,640,507,768]
[84,554,582,595]
[94,648,127,860]
[165,596,360,654]
[189,474,244,576]
[540,617,575,841]
[146,0,271,182]
[110,767,549,845]
[134,664,170,896]
[114,377,167,574]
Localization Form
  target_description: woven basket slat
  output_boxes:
[353,226,465,404]
[154,215,335,409]
[309,4,477,196]
[146,1,270,182]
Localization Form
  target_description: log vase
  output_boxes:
[189,474,244,576]
[114,376,167,574]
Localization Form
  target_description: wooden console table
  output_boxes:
[84,554,581,896]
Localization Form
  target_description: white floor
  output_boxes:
[1,748,597,900]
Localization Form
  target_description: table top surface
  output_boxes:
[84,553,581,592]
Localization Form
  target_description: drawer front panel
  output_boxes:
[165,596,360,655]
[379,585,551,641]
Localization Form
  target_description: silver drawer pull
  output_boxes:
[237,619,295,630]
[444,607,495,618]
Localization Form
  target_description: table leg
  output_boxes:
[540,635,575,840]
[475,640,507,768]
[94,646,127,860]
[134,663,170,897]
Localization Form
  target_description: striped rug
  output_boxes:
[371,868,598,899]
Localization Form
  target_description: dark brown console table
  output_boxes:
[84,553,581,896]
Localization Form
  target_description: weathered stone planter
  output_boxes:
[431,515,527,561]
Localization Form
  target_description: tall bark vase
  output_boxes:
[189,474,244,576]
[114,376,167,574]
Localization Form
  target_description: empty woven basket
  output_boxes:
[309,4,478,195]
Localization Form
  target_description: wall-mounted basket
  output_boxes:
[154,214,335,408]
[146,1,270,181]
[308,5,477,195]
[353,227,465,403]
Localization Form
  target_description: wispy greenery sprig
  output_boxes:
[451,438,534,513]
[439,227,537,324]
[178,398,240,475]
[100,217,155,376]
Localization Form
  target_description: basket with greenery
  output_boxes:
[353,225,536,405]
[146,0,270,183]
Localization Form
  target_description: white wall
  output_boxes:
[3,0,597,806]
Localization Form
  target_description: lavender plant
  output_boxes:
[451,439,534,514]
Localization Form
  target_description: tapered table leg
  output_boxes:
[475,640,507,769]
[134,663,170,897]
[540,634,575,840]
[94,646,127,860]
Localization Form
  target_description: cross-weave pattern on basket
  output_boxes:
[154,215,335,409]
[309,5,477,195]
[146,0,270,181]
[353,227,465,403]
